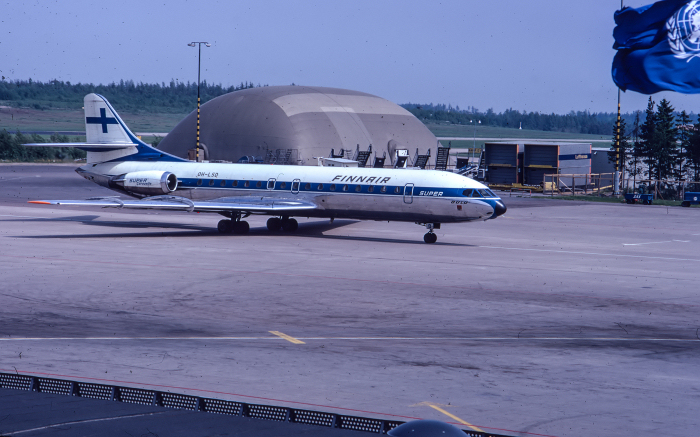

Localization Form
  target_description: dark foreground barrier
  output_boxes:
[0,372,511,436]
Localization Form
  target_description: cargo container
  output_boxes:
[483,142,523,185]
[523,142,592,186]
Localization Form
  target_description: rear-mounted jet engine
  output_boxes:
[111,171,178,196]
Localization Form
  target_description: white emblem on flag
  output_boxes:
[667,0,700,61]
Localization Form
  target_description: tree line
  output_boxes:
[0,79,261,112]
[400,103,643,135]
[0,130,86,161]
[612,97,700,185]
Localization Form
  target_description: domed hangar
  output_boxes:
[156,85,438,167]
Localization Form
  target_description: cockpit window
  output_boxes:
[478,189,495,198]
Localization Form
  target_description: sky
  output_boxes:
[2,0,699,115]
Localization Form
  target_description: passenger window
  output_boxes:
[232,180,238,187]
[209,180,215,186]
[197,179,203,186]
[244,181,250,188]
[380,186,387,193]
[256,181,262,188]
[368,186,374,193]
[317,184,324,190]
[394,187,400,194]
[343,185,349,191]
[220,180,226,187]
[355,185,362,192]
[280,182,286,189]
[330,184,336,191]
[304,183,311,190]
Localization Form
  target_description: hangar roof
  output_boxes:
[156,85,438,165]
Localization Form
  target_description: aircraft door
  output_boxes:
[403,183,414,204]
[291,179,300,194]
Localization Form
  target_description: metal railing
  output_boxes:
[0,372,512,437]
[543,173,614,196]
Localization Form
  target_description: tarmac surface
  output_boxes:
[1,164,699,437]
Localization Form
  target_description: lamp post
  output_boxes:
[188,41,211,162]
[470,119,480,161]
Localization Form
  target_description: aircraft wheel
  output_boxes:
[282,218,298,232]
[233,220,250,234]
[218,219,233,233]
[626,199,633,204]
[682,201,690,207]
[423,232,437,244]
[267,217,282,231]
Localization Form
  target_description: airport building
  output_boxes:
[156,85,438,167]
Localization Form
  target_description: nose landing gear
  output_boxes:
[422,223,439,244]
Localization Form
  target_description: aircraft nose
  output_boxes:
[493,200,507,217]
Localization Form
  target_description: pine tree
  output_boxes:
[638,97,656,181]
[688,115,700,184]
[630,111,643,187]
[653,99,677,182]
[676,110,692,180]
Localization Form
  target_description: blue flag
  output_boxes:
[612,0,700,94]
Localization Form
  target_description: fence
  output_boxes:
[543,174,700,201]
[543,173,614,196]
[0,372,512,437]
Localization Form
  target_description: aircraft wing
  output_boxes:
[28,195,319,214]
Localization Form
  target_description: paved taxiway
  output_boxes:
[1,164,699,437]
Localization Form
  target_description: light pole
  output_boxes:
[188,41,210,162]
[470,119,480,161]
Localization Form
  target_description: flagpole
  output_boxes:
[614,0,623,196]
[615,88,621,195]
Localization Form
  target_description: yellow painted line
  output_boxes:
[426,403,483,433]
[269,331,305,344]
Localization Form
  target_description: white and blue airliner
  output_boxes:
[26,94,506,243]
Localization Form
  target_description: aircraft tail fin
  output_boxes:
[23,93,185,164]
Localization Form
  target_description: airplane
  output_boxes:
[25,93,506,244]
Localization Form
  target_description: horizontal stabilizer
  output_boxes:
[28,195,318,214]
[22,143,137,151]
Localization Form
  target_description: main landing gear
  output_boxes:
[422,223,440,244]
[267,216,298,232]
[218,218,250,234]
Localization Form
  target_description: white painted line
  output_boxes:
[0,176,41,183]
[0,336,697,342]
[0,214,96,222]
[623,240,690,246]
[478,245,700,262]
[0,214,50,219]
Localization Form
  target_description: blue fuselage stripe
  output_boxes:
[177,177,501,202]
